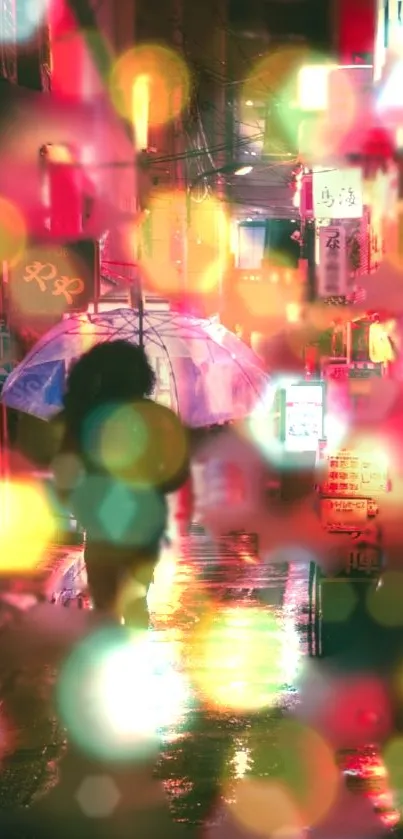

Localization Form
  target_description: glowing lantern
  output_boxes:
[368,322,396,363]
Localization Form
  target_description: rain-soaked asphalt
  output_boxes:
[0,525,400,830]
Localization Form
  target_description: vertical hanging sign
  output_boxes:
[317,226,347,298]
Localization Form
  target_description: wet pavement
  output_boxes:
[0,525,400,830]
[154,527,312,826]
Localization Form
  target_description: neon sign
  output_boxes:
[10,240,99,316]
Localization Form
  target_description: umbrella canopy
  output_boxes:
[2,308,269,427]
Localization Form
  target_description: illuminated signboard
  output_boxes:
[320,449,389,497]
[9,240,99,318]
[320,497,369,531]
[283,382,325,453]
[313,167,363,220]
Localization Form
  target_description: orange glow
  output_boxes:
[236,267,303,320]
[139,190,229,296]
[132,74,150,150]
[110,44,190,128]
[0,197,26,267]
[224,722,339,830]
[42,144,74,164]
[279,722,339,826]
[227,779,303,837]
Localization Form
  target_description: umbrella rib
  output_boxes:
[3,307,267,422]
[142,323,180,413]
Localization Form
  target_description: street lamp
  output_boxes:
[234,165,253,176]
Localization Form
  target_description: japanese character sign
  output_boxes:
[317,225,348,298]
[313,167,363,219]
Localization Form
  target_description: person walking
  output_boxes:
[0,340,193,838]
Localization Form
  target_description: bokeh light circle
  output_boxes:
[235,269,303,324]
[81,399,188,489]
[307,675,392,749]
[1,0,49,43]
[82,401,149,473]
[241,46,311,156]
[0,197,26,267]
[0,479,56,574]
[246,374,326,471]
[383,736,403,813]
[140,190,229,296]
[188,604,290,711]
[300,67,358,165]
[110,44,190,127]
[70,473,167,548]
[227,721,339,830]
[367,572,403,627]
[57,626,190,763]
[228,779,303,838]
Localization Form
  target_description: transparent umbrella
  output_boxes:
[1,308,269,427]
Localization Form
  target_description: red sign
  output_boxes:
[336,0,375,64]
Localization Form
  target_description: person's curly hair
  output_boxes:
[63,340,156,434]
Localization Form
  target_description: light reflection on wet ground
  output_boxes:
[150,528,400,829]
[150,527,314,825]
[0,527,400,830]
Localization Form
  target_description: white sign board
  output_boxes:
[284,383,324,453]
[317,226,347,298]
[313,167,363,219]
[320,497,369,531]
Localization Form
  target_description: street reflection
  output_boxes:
[147,529,399,830]
[149,528,311,823]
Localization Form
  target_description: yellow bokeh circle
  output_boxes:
[110,44,191,128]
[0,197,26,267]
[367,571,403,627]
[0,480,56,574]
[187,604,288,712]
[140,189,229,296]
